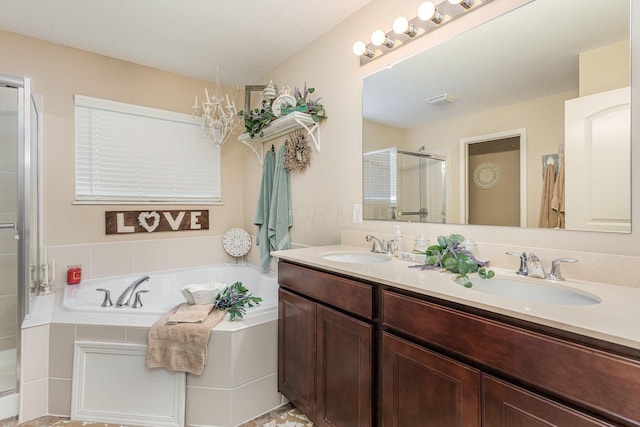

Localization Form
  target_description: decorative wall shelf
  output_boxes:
[237,112,321,165]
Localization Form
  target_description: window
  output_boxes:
[75,95,221,204]
[363,148,397,203]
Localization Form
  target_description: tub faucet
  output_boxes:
[115,275,150,307]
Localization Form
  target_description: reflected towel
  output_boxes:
[146,303,225,375]
[538,163,558,228]
[268,145,292,252]
[254,149,275,272]
[551,158,565,229]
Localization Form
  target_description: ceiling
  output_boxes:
[363,0,631,129]
[0,0,372,87]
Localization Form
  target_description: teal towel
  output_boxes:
[268,146,292,252]
[254,149,275,272]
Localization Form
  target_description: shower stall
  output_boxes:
[363,147,446,222]
[0,73,42,419]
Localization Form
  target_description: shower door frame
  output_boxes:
[0,72,38,397]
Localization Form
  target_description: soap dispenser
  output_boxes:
[393,225,404,255]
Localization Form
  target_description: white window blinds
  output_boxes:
[363,148,397,203]
[75,95,221,204]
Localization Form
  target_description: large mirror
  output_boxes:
[362,0,631,233]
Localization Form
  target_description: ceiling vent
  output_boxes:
[425,93,458,105]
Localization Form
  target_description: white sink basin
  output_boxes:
[456,277,601,306]
[320,251,392,264]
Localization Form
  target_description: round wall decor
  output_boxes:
[472,162,501,190]
[222,228,252,257]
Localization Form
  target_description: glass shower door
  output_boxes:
[0,85,18,395]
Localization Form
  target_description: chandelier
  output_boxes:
[192,67,241,145]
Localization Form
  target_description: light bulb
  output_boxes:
[418,2,436,20]
[392,17,409,35]
[418,1,444,24]
[371,29,386,46]
[353,41,367,56]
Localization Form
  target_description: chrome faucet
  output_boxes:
[365,235,395,254]
[506,252,578,281]
[115,275,150,307]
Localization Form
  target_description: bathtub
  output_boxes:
[62,263,278,317]
[55,263,284,427]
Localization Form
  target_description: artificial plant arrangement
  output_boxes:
[238,83,327,139]
[412,234,494,288]
[213,281,262,320]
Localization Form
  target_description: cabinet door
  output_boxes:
[278,289,317,420]
[316,304,373,427]
[382,332,481,427]
[483,375,614,426]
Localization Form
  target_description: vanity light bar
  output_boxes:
[353,0,492,65]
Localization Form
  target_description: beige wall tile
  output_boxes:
[133,239,173,273]
[0,295,16,340]
[20,378,47,423]
[91,243,134,279]
[125,327,149,345]
[231,321,277,388]
[185,386,232,427]
[168,237,205,269]
[48,324,75,379]
[75,325,125,342]
[186,330,232,388]
[21,325,48,382]
[0,254,17,296]
[47,245,92,285]
[231,374,282,426]
[0,336,16,352]
[47,377,71,416]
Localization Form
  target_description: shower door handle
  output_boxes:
[0,223,16,230]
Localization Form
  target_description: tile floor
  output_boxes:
[0,403,313,427]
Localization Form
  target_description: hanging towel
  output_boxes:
[538,163,558,228]
[551,158,566,229]
[254,149,275,271]
[268,145,292,252]
[146,303,226,375]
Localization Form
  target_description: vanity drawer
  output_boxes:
[278,262,373,319]
[383,290,640,425]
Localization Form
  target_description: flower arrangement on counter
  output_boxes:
[213,281,262,320]
[411,234,494,288]
[238,83,327,139]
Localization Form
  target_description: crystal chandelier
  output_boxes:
[192,67,241,145]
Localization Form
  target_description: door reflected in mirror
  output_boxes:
[361,0,631,233]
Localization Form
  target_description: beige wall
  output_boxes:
[252,0,640,262]
[580,40,630,97]
[0,29,245,246]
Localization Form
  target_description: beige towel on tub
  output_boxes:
[146,303,225,375]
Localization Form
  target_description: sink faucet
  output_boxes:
[506,252,578,281]
[115,275,150,307]
[365,235,396,254]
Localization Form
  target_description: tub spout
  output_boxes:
[115,275,150,307]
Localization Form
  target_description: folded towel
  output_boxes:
[167,303,214,324]
[254,149,275,272]
[268,145,292,252]
[146,304,225,375]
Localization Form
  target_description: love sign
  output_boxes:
[105,210,209,234]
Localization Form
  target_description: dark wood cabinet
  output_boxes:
[278,260,640,427]
[382,332,481,427]
[278,262,373,426]
[483,375,614,427]
[278,288,317,418]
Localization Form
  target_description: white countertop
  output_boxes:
[273,245,640,351]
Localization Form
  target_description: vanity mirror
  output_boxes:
[362,0,631,233]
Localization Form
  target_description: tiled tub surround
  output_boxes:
[20,236,284,426]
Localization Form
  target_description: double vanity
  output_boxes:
[273,245,640,426]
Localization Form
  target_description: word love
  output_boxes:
[105,210,210,235]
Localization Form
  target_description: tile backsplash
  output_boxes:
[47,235,240,285]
